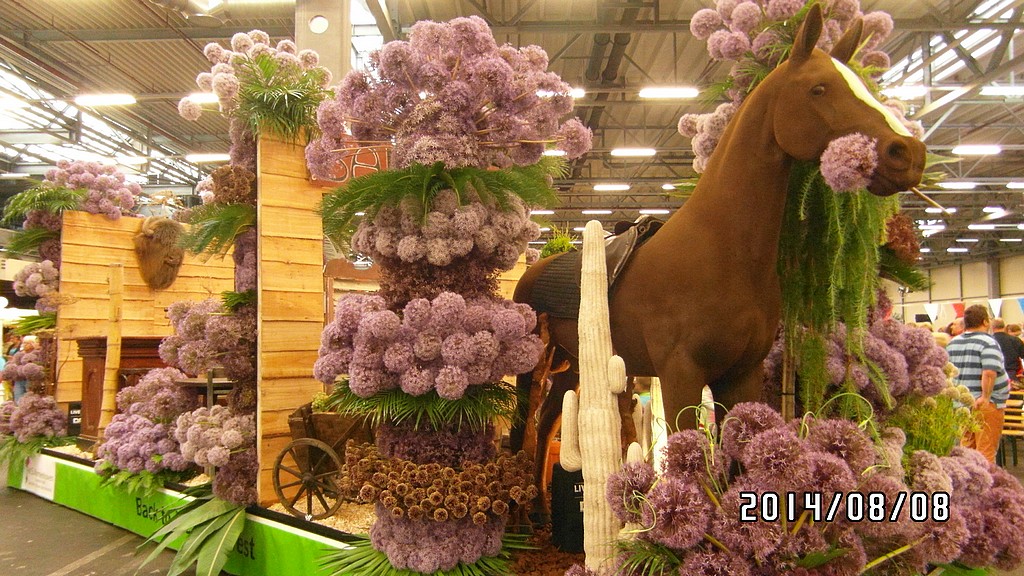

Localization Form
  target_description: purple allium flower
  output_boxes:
[606,461,656,524]
[861,50,891,72]
[767,0,803,21]
[213,447,258,505]
[177,97,203,121]
[711,479,783,561]
[720,401,785,461]
[805,418,875,475]
[662,428,727,482]
[691,9,725,40]
[730,2,762,34]
[203,42,226,64]
[640,476,711,549]
[820,133,879,192]
[862,11,895,50]
[7,393,67,442]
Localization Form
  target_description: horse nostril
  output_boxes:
[886,140,909,163]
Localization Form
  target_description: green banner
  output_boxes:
[9,454,350,576]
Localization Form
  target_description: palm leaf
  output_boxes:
[614,537,682,576]
[6,227,59,255]
[167,513,233,576]
[9,313,57,336]
[878,247,931,292]
[319,159,563,248]
[234,52,331,141]
[179,203,256,258]
[195,506,247,576]
[2,185,84,225]
[325,379,518,431]
[318,533,531,576]
[222,290,257,311]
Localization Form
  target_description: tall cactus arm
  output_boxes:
[561,390,583,473]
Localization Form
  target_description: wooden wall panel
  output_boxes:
[54,211,234,403]
[256,136,325,506]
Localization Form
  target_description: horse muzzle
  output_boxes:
[867,135,927,197]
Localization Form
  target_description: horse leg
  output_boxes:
[655,355,711,433]
[711,365,768,422]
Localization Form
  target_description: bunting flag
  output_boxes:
[990,298,1004,318]
[1018,297,1024,315]
[952,302,966,318]
[924,303,940,322]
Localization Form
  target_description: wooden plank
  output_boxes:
[260,262,323,292]
[260,290,323,322]
[260,353,318,379]
[260,237,324,267]
[259,214,322,240]
[259,321,321,351]
[259,138,311,178]
[260,376,322,406]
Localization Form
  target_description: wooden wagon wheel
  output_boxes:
[273,438,343,521]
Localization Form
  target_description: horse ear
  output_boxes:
[831,18,864,63]
[790,3,824,65]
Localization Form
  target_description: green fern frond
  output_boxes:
[180,203,256,258]
[9,313,57,336]
[6,227,59,255]
[221,290,257,311]
[614,537,682,576]
[0,435,75,469]
[325,379,519,431]
[234,53,332,141]
[2,186,85,225]
[540,225,577,259]
[319,159,562,248]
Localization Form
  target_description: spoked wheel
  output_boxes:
[273,438,343,521]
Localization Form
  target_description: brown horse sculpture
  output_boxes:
[511,5,927,507]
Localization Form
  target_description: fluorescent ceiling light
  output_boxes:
[951,144,1001,155]
[0,172,25,179]
[638,86,699,99]
[925,207,956,214]
[573,227,587,232]
[187,92,220,104]
[662,183,676,190]
[937,181,978,190]
[920,247,932,253]
[528,241,546,245]
[639,209,670,215]
[354,212,366,216]
[983,206,1005,213]
[610,148,656,157]
[581,209,613,215]
[185,152,230,163]
[593,183,630,191]
[1007,182,1024,189]
[880,85,928,99]
[968,224,996,230]
[1017,223,1024,230]
[956,238,979,242]
[1001,238,1023,242]
[981,86,1024,97]
[530,210,555,215]
[947,247,970,253]
[543,149,566,157]
[570,88,586,98]
[73,93,136,106]
[538,227,551,232]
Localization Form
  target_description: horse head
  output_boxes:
[770,4,926,196]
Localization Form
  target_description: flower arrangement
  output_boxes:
[179,30,332,143]
[12,260,60,313]
[2,346,47,384]
[602,402,1024,575]
[158,298,257,384]
[44,160,140,220]
[174,405,257,505]
[0,393,72,468]
[310,15,589,171]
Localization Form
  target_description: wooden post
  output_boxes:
[97,263,124,438]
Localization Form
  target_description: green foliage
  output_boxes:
[310,391,331,413]
[318,532,533,576]
[95,460,197,497]
[221,290,256,312]
[778,161,899,415]
[795,547,850,569]
[136,489,247,576]
[234,52,332,141]
[6,227,59,255]
[932,562,992,576]
[319,158,564,247]
[325,379,519,431]
[9,313,57,336]
[179,204,256,258]
[886,394,977,458]
[614,537,682,576]
[878,246,931,292]
[539,225,576,259]
[0,434,75,469]
[1,185,84,225]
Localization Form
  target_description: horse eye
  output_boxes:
[811,84,826,96]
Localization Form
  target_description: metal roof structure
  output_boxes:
[1,0,1023,267]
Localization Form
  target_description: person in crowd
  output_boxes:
[2,333,19,402]
[1009,323,1024,341]
[992,318,1024,386]
[947,305,1010,463]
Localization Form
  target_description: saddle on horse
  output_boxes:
[526,215,664,319]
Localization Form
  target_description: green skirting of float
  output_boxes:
[6,451,353,576]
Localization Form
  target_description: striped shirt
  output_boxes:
[947,331,1010,408]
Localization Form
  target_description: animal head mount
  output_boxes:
[134,216,185,290]
[770,4,926,196]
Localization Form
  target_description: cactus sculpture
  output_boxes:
[560,220,628,573]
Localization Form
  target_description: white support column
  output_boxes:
[295,0,352,82]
